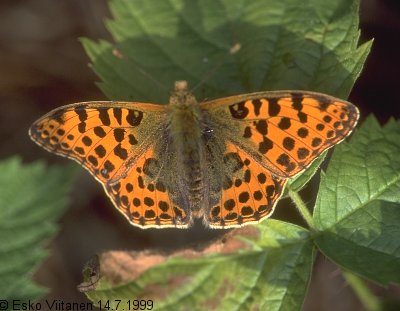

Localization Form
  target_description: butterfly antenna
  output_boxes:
[190,42,241,93]
[112,48,168,92]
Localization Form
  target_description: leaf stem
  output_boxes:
[342,270,381,311]
[288,189,316,231]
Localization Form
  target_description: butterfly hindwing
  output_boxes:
[105,147,191,228]
[205,142,287,228]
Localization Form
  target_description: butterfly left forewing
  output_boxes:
[202,91,359,179]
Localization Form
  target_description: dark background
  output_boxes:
[0,0,399,310]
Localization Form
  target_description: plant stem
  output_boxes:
[288,189,315,231]
[342,270,381,311]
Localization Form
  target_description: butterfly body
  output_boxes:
[30,81,359,229]
[167,81,207,216]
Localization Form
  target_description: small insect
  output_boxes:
[29,81,359,229]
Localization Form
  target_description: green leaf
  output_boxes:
[81,0,371,103]
[314,116,400,285]
[79,0,373,308]
[286,150,327,192]
[0,158,76,302]
[82,220,314,311]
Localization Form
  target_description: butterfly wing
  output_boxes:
[201,91,359,227]
[204,142,287,228]
[29,101,190,228]
[202,91,359,178]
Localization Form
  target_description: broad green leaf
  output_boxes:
[0,158,76,302]
[81,0,371,103]
[78,0,373,307]
[314,117,400,285]
[82,220,314,311]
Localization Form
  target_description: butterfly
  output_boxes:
[29,81,359,229]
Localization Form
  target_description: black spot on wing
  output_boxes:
[113,108,122,124]
[297,148,309,160]
[82,136,92,146]
[259,136,273,154]
[78,122,86,133]
[88,155,98,166]
[128,134,138,145]
[94,126,107,138]
[94,145,106,158]
[229,102,249,119]
[114,144,128,160]
[283,137,295,151]
[297,127,308,138]
[268,98,280,116]
[99,109,111,126]
[291,92,304,111]
[298,112,307,123]
[113,128,125,142]
[315,95,332,111]
[75,107,88,122]
[255,120,268,135]
[278,117,291,130]
[253,99,262,116]
[239,192,249,203]
[126,109,143,126]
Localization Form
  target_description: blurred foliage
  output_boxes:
[0,158,75,304]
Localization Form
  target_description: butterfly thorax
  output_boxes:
[167,81,206,214]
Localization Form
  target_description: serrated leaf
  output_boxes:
[314,116,400,285]
[81,0,371,103]
[79,0,373,307]
[82,220,313,311]
[0,158,76,302]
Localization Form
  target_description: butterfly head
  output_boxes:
[169,80,198,107]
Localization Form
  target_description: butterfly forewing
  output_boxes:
[30,102,167,181]
[201,91,359,179]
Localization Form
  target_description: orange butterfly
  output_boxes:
[29,81,359,229]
